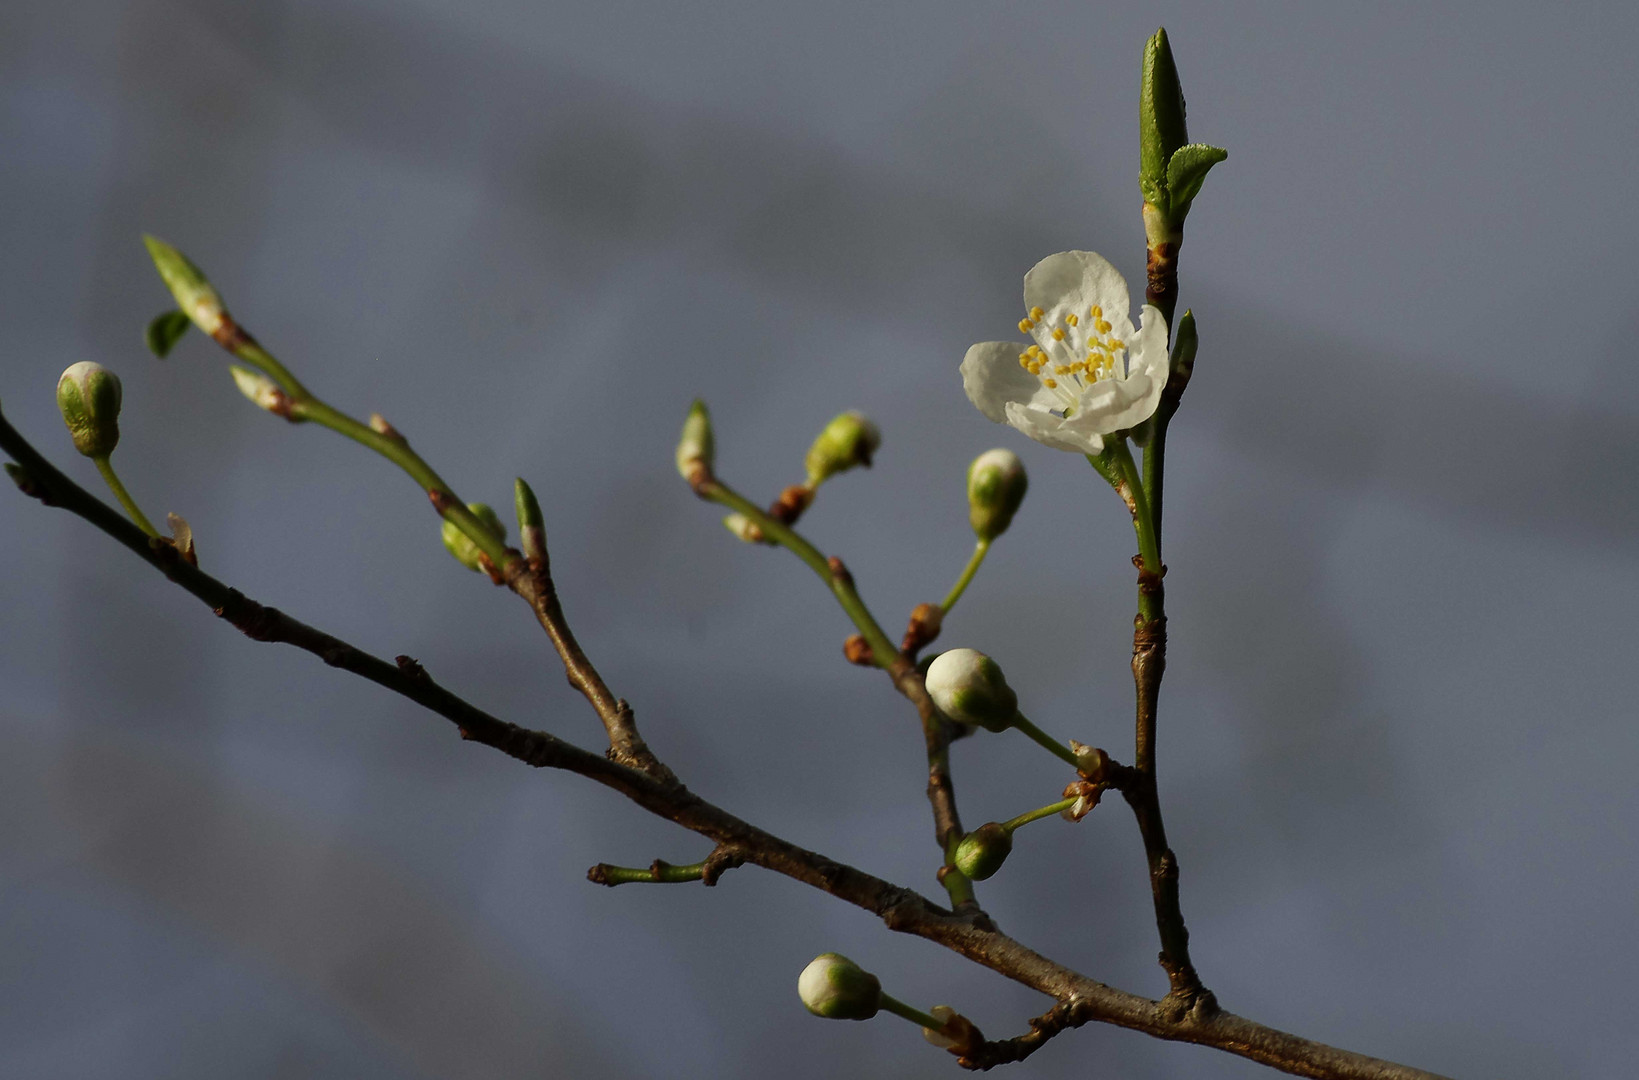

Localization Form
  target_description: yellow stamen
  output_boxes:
[1030,306,1045,319]
[1096,319,1112,334]
[1066,313,1079,326]
[1043,378,1057,388]
[1018,319,1034,333]
[1051,327,1065,341]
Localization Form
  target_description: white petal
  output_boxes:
[1022,251,1131,331]
[1126,305,1169,383]
[1003,400,1104,454]
[961,341,1039,424]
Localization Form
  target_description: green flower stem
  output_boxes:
[1108,440,1162,621]
[877,993,946,1032]
[1141,420,1168,555]
[939,539,990,613]
[92,455,159,537]
[228,338,310,400]
[592,861,706,885]
[699,479,899,666]
[1011,712,1079,768]
[1000,797,1078,834]
[263,386,510,570]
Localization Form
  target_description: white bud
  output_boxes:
[56,362,122,458]
[924,648,1018,733]
[797,953,881,1020]
[966,448,1027,541]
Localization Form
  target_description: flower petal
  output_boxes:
[961,341,1040,424]
[1125,304,1169,383]
[1022,251,1131,332]
[1003,401,1105,453]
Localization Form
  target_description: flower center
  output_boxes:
[1014,305,1129,412]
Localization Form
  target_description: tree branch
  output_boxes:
[1,406,1451,1080]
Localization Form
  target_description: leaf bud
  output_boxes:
[513,478,547,563]
[229,365,294,419]
[804,411,880,486]
[675,399,715,485]
[441,502,505,573]
[797,953,881,1021]
[924,648,1018,733]
[143,235,228,339]
[1139,28,1188,207]
[953,822,1013,881]
[56,362,122,458]
[966,448,1027,542]
[721,512,765,543]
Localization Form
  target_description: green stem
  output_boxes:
[592,861,706,885]
[1000,797,1077,834]
[1011,712,1079,768]
[1142,421,1167,556]
[941,829,977,908]
[878,993,946,1032]
[92,455,159,537]
[939,539,990,613]
[701,479,899,665]
[1108,440,1162,621]
[231,339,310,400]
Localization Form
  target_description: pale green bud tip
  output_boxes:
[513,478,547,561]
[675,400,715,482]
[229,366,285,415]
[804,410,881,486]
[797,953,881,1021]
[966,448,1027,541]
[441,502,505,572]
[143,234,226,337]
[954,822,1013,881]
[1171,309,1198,378]
[56,361,123,458]
[722,512,764,543]
[924,648,1017,733]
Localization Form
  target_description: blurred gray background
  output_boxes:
[2,1,1636,1077]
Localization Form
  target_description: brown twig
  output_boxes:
[1,407,1451,1080]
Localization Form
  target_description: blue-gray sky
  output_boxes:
[3,1,1637,1077]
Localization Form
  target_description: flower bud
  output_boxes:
[675,400,714,484]
[56,362,122,458]
[514,478,547,563]
[924,648,1018,733]
[966,448,1027,542]
[953,822,1013,881]
[441,502,505,573]
[143,235,227,339]
[804,411,880,486]
[229,365,294,418]
[797,953,881,1020]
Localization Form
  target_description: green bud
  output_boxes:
[676,399,715,483]
[924,648,1018,733]
[797,953,881,1021]
[441,502,505,573]
[514,478,547,562]
[966,448,1027,542]
[1170,308,1198,382]
[143,235,228,339]
[722,512,764,543]
[1139,28,1188,207]
[229,365,293,418]
[56,362,123,458]
[804,411,880,486]
[953,823,1013,881]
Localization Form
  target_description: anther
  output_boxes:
[1030,306,1045,319]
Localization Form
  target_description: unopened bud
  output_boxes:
[143,235,227,339]
[676,400,715,484]
[804,411,880,486]
[514,478,547,563]
[797,953,881,1020]
[966,448,1027,541]
[229,366,294,419]
[1069,740,1110,782]
[901,602,943,654]
[953,822,1013,881]
[722,512,765,543]
[56,362,122,458]
[441,502,505,573]
[924,648,1017,733]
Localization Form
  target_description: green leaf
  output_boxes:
[1139,28,1188,195]
[1164,143,1227,220]
[145,309,192,358]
